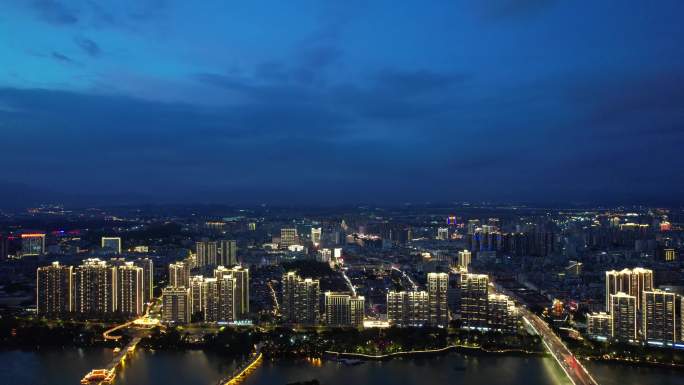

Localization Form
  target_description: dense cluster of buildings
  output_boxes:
[386,271,519,333]
[36,233,520,335]
[160,238,248,324]
[27,206,683,359]
[280,271,365,327]
[36,257,153,318]
[194,239,238,268]
[586,267,682,346]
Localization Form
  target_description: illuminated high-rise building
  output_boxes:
[387,291,429,327]
[21,233,45,256]
[74,258,116,316]
[133,257,154,306]
[457,250,472,271]
[317,248,332,263]
[230,266,250,319]
[281,272,320,325]
[487,293,518,333]
[460,273,489,330]
[116,262,144,316]
[324,292,349,326]
[196,241,218,268]
[101,237,122,254]
[663,248,676,262]
[604,270,620,312]
[162,286,191,324]
[428,272,449,327]
[280,228,298,248]
[219,239,238,266]
[297,278,321,325]
[217,275,236,322]
[605,268,653,311]
[610,292,637,341]
[36,261,73,317]
[333,248,342,263]
[281,272,298,321]
[681,297,684,343]
[214,265,231,280]
[467,219,480,235]
[350,296,365,327]
[587,312,612,340]
[436,227,449,241]
[202,275,236,322]
[169,261,190,288]
[189,275,205,315]
[642,290,676,343]
[215,266,250,319]
[311,227,322,246]
[324,292,364,327]
[202,278,220,322]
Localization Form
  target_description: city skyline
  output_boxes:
[4,199,684,384]
[2,1,684,207]
[3,2,684,385]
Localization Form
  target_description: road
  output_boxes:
[520,307,598,385]
[267,281,280,315]
[103,297,162,341]
[339,267,356,296]
[391,266,418,291]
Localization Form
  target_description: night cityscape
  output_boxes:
[2,2,684,385]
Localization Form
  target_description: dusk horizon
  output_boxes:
[2,1,684,206]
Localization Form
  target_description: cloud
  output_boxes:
[1,62,684,206]
[74,37,101,57]
[194,73,251,92]
[372,69,465,94]
[26,1,170,32]
[31,0,78,25]
[325,69,468,121]
[292,45,342,85]
[0,86,362,203]
[554,69,684,140]
[51,51,74,63]
[196,66,467,121]
[299,45,342,70]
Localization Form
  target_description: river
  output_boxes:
[0,348,680,385]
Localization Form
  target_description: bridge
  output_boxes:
[80,337,140,384]
[84,298,161,384]
[520,307,599,385]
[214,344,263,385]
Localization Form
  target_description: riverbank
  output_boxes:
[580,355,684,371]
[323,343,545,361]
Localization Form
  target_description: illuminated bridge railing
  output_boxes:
[214,346,263,385]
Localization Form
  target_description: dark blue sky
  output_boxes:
[1,1,683,206]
